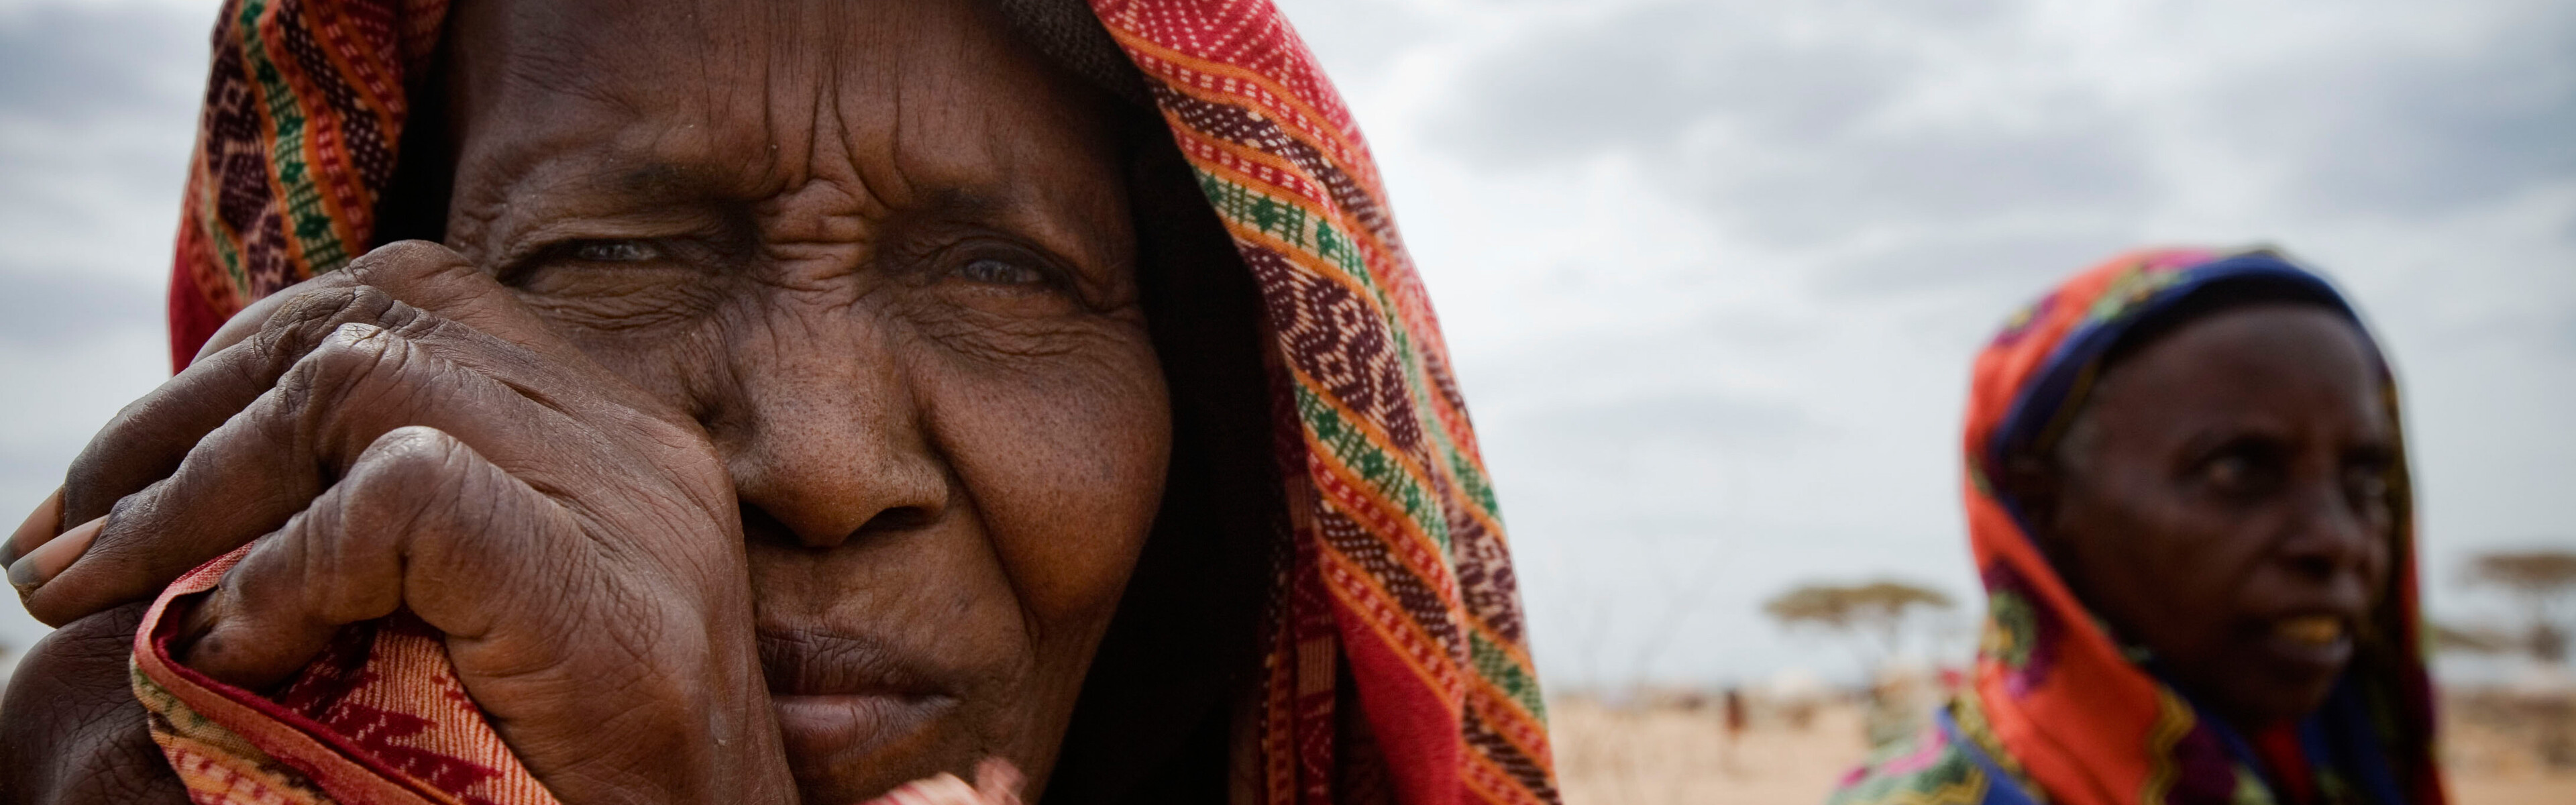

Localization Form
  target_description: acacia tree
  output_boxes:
[2430,621,2517,655]
[1764,580,1955,674]
[2469,549,2576,663]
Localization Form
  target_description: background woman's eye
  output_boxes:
[2198,442,2282,494]
[2343,464,2392,507]
[2206,455,2253,487]
[572,240,660,262]
[957,258,1047,286]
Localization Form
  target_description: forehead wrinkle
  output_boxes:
[460,0,1131,270]
[482,153,726,235]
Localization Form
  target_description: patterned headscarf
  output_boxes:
[1829,248,2444,805]
[138,1,1558,804]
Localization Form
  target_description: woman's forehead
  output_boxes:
[443,0,1119,197]
[439,0,1132,264]
[2098,307,2384,429]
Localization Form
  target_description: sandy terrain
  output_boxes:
[1550,694,2576,804]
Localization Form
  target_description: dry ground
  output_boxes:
[1550,694,2576,804]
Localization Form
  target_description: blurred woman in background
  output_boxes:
[1831,248,2445,805]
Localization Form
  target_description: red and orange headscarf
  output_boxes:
[1832,248,2443,805]
[142,1,1558,804]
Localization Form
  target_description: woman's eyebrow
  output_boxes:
[912,186,1115,261]
[491,158,734,231]
[593,160,724,201]
[912,186,1010,220]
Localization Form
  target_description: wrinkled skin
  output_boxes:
[2009,305,2396,731]
[0,0,1169,802]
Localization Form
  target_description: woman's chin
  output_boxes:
[773,693,957,799]
[2206,659,2347,731]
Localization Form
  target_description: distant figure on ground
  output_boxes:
[1723,685,1750,772]
[1725,686,1750,739]
[1829,249,2445,805]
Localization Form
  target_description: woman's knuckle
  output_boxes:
[256,287,377,355]
[342,427,472,523]
[280,324,416,405]
[345,241,476,286]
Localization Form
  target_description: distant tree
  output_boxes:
[1764,580,1954,672]
[2468,549,2576,663]
[2428,621,2517,655]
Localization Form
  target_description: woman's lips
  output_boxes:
[758,627,956,763]
[771,692,954,763]
[2257,612,2355,670]
[2273,614,2345,647]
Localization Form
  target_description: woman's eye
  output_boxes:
[2343,464,2392,506]
[2206,455,2253,487]
[2198,443,2281,494]
[956,258,1047,286]
[571,240,660,262]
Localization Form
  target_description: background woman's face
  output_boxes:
[2038,305,2396,729]
[440,0,1169,799]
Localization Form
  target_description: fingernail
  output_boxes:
[1,488,64,568]
[9,515,102,593]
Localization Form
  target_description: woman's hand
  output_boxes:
[4,241,794,804]
[0,604,188,805]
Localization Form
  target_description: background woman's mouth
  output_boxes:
[2258,613,2355,671]
[2273,614,2345,647]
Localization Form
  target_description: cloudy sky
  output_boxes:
[0,0,2569,690]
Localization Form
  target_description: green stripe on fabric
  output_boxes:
[1293,383,1450,552]
[1193,169,1382,298]
[1191,175,1475,527]
[1444,442,1501,519]
[1470,631,1546,719]
[1192,168,1501,544]
[238,0,349,275]
[200,191,251,298]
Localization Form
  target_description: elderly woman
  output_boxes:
[1831,249,2445,805]
[0,1,1560,804]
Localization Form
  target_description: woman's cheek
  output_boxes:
[928,336,1170,623]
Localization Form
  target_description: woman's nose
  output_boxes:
[2275,476,2385,590]
[718,356,949,551]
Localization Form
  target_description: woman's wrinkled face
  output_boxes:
[439,0,1169,799]
[2036,305,2395,729]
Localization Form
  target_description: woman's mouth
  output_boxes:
[769,692,953,763]
[2273,614,2345,647]
[759,627,956,765]
[2259,612,2355,670]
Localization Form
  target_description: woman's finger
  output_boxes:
[22,323,627,625]
[60,285,415,531]
[170,422,775,804]
[7,515,103,596]
[60,241,588,531]
[175,425,572,690]
[2,487,64,568]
